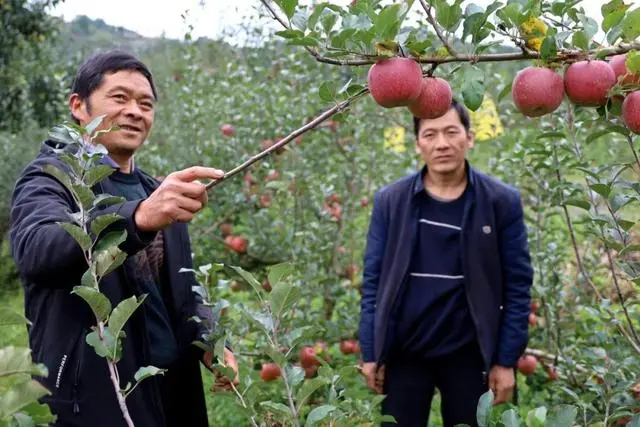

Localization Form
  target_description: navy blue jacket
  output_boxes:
[358,163,534,371]
[9,140,212,427]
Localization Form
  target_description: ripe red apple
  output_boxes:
[517,355,538,376]
[547,367,559,381]
[528,312,538,327]
[262,279,272,292]
[258,192,272,208]
[244,173,257,185]
[299,346,319,368]
[360,197,370,207]
[530,300,540,312]
[304,364,318,379]
[219,223,233,238]
[367,57,423,108]
[564,60,616,107]
[260,363,281,381]
[225,235,248,254]
[512,66,564,117]
[610,54,640,86]
[340,339,359,355]
[220,124,235,137]
[342,264,358,280]
[326,193,341,206]
[408,77,453,119]
[623,91,640,135]
[330,204,342,222]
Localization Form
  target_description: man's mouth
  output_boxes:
[119,124,142,132]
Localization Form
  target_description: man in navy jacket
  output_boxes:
[9,50,237,427]
[358,100,533,426]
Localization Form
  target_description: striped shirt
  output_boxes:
[393,185,477,359]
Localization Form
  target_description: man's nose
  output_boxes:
[123,100,143,118]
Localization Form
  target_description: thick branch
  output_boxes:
[420,0,456,55]
[205,88,368,190]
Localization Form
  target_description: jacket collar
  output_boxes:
[412,159,476,196]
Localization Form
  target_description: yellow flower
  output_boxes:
[469,96,504,142]
[383,126,406,153]
[520,17,547,52]
[526,37,543,51]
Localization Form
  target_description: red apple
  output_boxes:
[528,312,538,327]
[220,124,235,137]
[342,264,358,280]
[547,366,559,381]
[512,66,564,117]
[367,57,423,108]
[330,204,342,222]
[225,235,248,254]
[260,363,281,381]
[219,223,233,238]
[530,300,540,312]
[517,355,538,376]
[340,339,359,355]
[360,197,370,207]
[326,193,341,206]
[304,364,318,379]
[258,192,272,208]
[623,91,640,134]
[262,279,272,293]
[299,346,319,368]
[266,170,280,181]
[564,60,616,107]
[610,54,640,86]
[408,77,453,119]
[244,173,257,185]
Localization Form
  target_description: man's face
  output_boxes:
[415,107,474,175]
[70,70,155,158]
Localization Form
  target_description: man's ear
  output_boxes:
[466,130,475,149]
[68,93,89,125]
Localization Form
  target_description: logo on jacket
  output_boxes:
[482,225,492,234]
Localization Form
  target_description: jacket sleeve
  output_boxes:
[358,190,388,363]
[494,191,534,367]
[9,158,157,287]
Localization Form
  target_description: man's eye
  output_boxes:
[113,94,127,101]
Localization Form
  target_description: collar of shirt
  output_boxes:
[412,160,475,197]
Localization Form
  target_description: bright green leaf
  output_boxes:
[85,328,119,360]
[71,286,112,322]
[476,389,493,427]
[85,165,114,187]
[229,266,264,298]
[305,404,336,426]
[274,0,298,20]
[318,81,337,102]
[589,183,612,198]
[627,50,640,74]
[622,8,640,41]
[93,230,128,278]
[0,307,31,327]
[502,409,521,427]
[0,347,47,378]
[270,282,301,322]
[527,407,547,427]
[108,295,146,349]
[0,380,50,420]
[90,213,122,238]
[92,194,126,208]
[546,404,578,427]
[564,199,591,211]
[296,378,327,411]
[461,65,485,111]
[275,29,305,39]
[59,223,92,252]
[436,0,463,31]
[540,35,557,59]
[85,115,106,136]
[134,366,166,384]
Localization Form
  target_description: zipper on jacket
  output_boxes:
[460,196,489,378]
[72,331,86,414]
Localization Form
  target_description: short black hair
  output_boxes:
[70,50,158,120]
[413,98,471,138]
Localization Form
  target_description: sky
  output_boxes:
[50,0,605,43]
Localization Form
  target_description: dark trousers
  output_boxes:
[381,341,488,427]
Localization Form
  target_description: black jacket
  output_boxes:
[359,163,534,372]
[9,140,211,427]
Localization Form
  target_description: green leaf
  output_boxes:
[13,401,56,426]
[260,401,293,419]
[270,282,301,322]
[0,306,31,327]
[545,405,578,427]
[85,115,106,136]
[134,366,166,383]
[71,286,112,322]
[527,407,547,427]
[502,409,522,427]
[496,3,523,27]
[93,194,126,208]
[436,0,463,31]
[284,365,305,390]
[374,4,403,40]
[619,244,640,256]
[93,230,128,278]
[537,131,566,140]
[0,347,47,378]
[627,50,640,74]
[540,35,557,59]
[564,199,591,211]
[81,269,97,288]
[288,37,320,47]
[59,223,92,252]
[0,380,50,420]
[622,8,640,41]
[578,13,599,43]
[476,389,494,427]
[498,81,513,101]
[90,213,122,238]
[42,164,73,191]
[572,30,588,50]
[274,29,305,39]
[71,184,95,210]
[267,261,295,291]
[608,22,624,44]
[589,183,612,198]
[108,295,146,349]
[461,65,485,111]
[85,328,120,360]
[228,266,264,297]
[305,405,336,426]
[586,125,630,143]
[296,378,327,411]
[48,124,79,144]
[274,0,298,19]
[318,81,337,102]
[85,165,115,187]
[603,8,627,32]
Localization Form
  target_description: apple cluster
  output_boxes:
[512,54,639,133]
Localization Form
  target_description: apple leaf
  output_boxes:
[85,165,115,187]
[0,380,50,420]
[586,125,630,143]
[435,0,463,31]
[546,405,578,427]
[564,199,591,211]
[267,262,295,288]
[108,295,147,350]
[229,265,264,298]
[476,389,494,427]
[84,114,106,136]
[133,366,166,383]
[86,328,118,360]
[0,306,31,327]
[526,407,547,427]
[270,282,301,322]
[627,50,640,74]
[0,347,47,378]
[274,0,298,20]
[92,194,126,208]
[461,65,485,111]
[540,35,557,60]
[296,377,327,412]
[260,401,293,420]
[318,81,337,102]
[622,8,640,41]
[572,30,589,50]
[589,183,612,198]
[90,213,123,238]
[71,286,112,322]
[93,231,128,278]
[502,409,521,427]
[59,223,92,252]
[305,405,336,426]
[42,164,73,192]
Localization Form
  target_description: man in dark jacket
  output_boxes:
[9,50,238,427]
[358,100,533,426]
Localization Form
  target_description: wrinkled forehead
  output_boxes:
[418,108,464,133]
